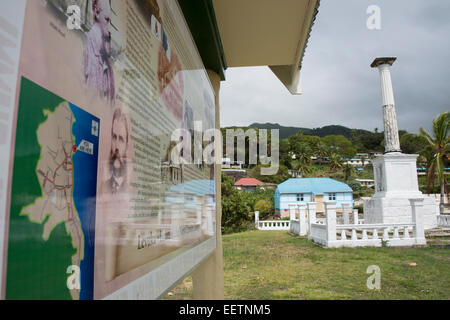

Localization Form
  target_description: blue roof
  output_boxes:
[167,179,215,195]
[276,178,352,195]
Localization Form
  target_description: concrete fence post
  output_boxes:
[289,203,296,221]
[255,211,260,229]
[324,202,337,245]
[353,209,359,225]
[298,203,307,236]
[342,203,350,224]
[307,202,317,230]
[410,198,426,244]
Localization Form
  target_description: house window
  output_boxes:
[297,193,304,201]
[328,193,336,201]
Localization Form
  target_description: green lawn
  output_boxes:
[166,231,450,300]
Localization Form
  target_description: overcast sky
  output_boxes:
[219,0,450,134]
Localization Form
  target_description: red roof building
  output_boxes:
[234,178,276,192]
[234,178,265,186]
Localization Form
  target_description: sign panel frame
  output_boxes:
[1,0,217,300]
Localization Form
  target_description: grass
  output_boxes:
[165,231,450,300]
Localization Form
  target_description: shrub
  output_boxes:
[254,199,272,219]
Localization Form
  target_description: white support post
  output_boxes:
[362,229,368,240]
[324,202,337,244]
[307,202,317,232]
[410,198,426,244]
[255,211,260,230]
[298,203,307,236]
[393,227,399,239]
[372,229,379,240]
[289,203,296,221]
[351,228,357,241]
[382,228,389,241]
[342,203,350,224]
[353,209,359,225]
[403,227,410,239]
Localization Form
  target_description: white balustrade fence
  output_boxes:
[308,199,427,248]
[287,203,309,236]
[255,210,291,230]
[256,220,291,230]
[437,215,450,227]
[315,218,326,225]
[256,199,429,249]
[290,220,300,234]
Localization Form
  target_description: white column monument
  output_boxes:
[364,57,437,229]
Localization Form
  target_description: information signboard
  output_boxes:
[0,0,216,300]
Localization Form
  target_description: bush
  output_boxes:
[354,204,364,214]
[221,173,275,234]
[254,199,272,219]
[348,180,363,192]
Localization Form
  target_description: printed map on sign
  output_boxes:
[6,78,100,300]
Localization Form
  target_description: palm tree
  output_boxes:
[419,147,436,193]
[329,153,343,172]
[314,141,329,164]
[419,111,449,214]
[292,160,311,177]
[343,163,354,181]
[360,155,366,168]
[294,143,312,177]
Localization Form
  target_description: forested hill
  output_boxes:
[248,123,372,139]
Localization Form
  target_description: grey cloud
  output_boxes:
[220,0,450,134]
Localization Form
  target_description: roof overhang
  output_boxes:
[179,0,320,94]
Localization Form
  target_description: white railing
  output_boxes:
[316,218,326,225]
[290,220,300,234]
[308,199,427,248]
[309,223,327,246]
[256,220,290,230]
[288,203,309,236]
[437,215,450,227]
[257,199,427,249]
[424,194,449,204]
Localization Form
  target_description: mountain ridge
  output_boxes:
[223,123,373,139]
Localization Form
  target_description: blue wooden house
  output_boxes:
[275,178,353,217]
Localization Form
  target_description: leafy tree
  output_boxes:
[221,173,251,233]
[249,164,291,184]
[348,180,363,192]
[279,138,292,168]
[352,132,384,153]
[221,193,251,233]
[419,111,450,213]
[400,133,429,154]
[322,135,357,158]
[254,199,273,219]
[288,132,320,154]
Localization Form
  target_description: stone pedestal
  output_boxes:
[364,153,438,229]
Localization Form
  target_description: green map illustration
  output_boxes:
[6,77,99,300]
